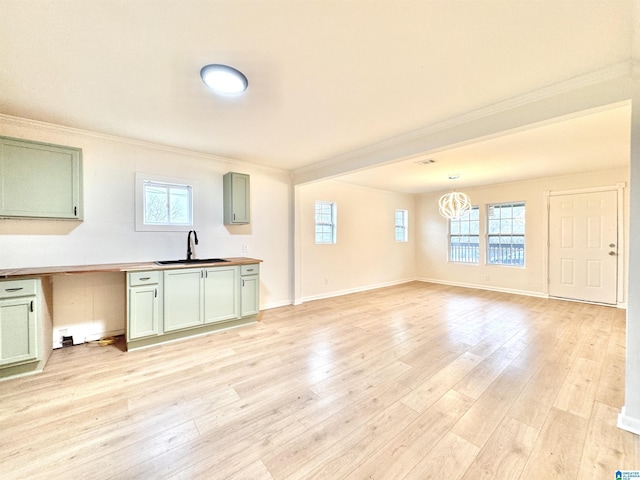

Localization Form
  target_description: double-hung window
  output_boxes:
[395,209,408,242]
[315,201,336,244]
[487,202,525,266]
[449,206,479,263]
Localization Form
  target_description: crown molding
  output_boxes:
[0,113,289,176]
[293,61,635,185]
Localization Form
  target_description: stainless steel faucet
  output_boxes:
[187,230,198,260]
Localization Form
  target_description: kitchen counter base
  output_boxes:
[126,315,258,351]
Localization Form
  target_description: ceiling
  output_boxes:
[0,1,635,193]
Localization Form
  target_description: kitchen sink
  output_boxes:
[155,258,230,265]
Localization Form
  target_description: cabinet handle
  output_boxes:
[246,268,254,272]
[154,288,157,298]
[139,277,150,281]
[233,213,236,221]
[242,279,245,287]
[74,206,77,216]
[5,287,23,292]
[30,300,34,312]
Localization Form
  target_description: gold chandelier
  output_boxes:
[438,175,471,219]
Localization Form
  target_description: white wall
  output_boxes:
[0,115,292,341]
[297,180,415,302]
[416,168,629,300]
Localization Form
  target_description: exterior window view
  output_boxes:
[143,180,192,226]
[449,206,480,263]
[395,209,408,242]
[315,201,336,244]
[487,202,526,266]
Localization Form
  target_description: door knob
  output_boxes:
[609,251,617,256]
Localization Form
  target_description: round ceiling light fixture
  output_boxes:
[200,64,248,95]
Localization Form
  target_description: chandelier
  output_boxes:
[438,175,471,219]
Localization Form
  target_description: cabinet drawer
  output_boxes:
[129,271,159,286]
[240,264,259,276]
[0,279,36,299]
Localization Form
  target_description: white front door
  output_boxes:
[548,190,618,304]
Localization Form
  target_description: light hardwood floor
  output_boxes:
[0,281,638,479]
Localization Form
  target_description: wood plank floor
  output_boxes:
[0,281,638,479]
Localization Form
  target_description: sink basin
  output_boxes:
[155,258,230,265]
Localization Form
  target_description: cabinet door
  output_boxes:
[240,274,259,317]
[223,172,250,224]
[0,136,82,219]
[128,285,159,340]
[204,266,239,323]
[164,269,203,332]
[0,296,38,366]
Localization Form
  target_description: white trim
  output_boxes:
[297,278,415,304]
[135,172,198,232]
[547,183,625,196]
[416,277,547,299]
[260,300,294,310]
[0,113,288,175]
[293,63,634,185]
[545,183,626,305]
[617,407,640,435]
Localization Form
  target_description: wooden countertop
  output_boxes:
[0,257,262,278]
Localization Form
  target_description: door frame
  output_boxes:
[543,183,626,306]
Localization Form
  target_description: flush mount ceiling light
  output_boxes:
[200,64,248,95]
[438,174,472,219]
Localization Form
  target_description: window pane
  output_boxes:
[449,206,479,264]
[315,201,336,244]
[169,187,190,224]
[487,202,525,266]
[144,186,168,224]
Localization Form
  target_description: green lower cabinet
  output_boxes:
[163,268,204,332]
[240,264,260,317]
[126,263,260,350]
[204,266,239,323]
[128,285,159,340]
[0,279,39,368]
[127,271,161,341]
[241,275,260,317]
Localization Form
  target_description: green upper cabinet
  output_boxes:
[223,172,250,224]
[0,136,83,220]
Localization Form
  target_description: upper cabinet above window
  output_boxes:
[0,136,83,220]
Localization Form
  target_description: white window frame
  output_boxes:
[135,172,196,232]
[395,209,408,242]
[449,206,480,264]
[315,201,337,244]
[487,201,526,266]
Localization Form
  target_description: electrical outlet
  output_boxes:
[484,275,490,281]
[324,278,329,286]
[242,243,249,253]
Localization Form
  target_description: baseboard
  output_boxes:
[618,407,640,435]
[416,277,547,299]
[261,300,295,310]
[297,278,416,304]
